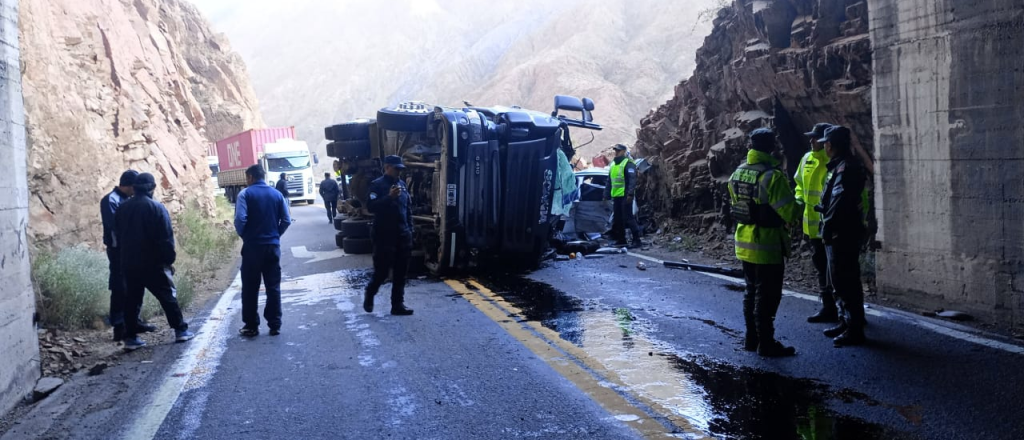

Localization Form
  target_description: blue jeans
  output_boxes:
[241,244,283,330]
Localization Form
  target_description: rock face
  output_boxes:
[634,0,872,235]
[19,0,263,248]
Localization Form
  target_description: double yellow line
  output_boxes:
[444,279,710,440]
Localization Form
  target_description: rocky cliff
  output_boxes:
[635,0,872,234]
[19,0,262,248]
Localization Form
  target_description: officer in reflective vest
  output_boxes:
[815,125,868,346]
[728,128,799,357]
[605,144,642,248]
[794,123,840,324]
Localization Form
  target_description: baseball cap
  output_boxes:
[119,170,139,187]
[383,155,406,169]
[748,128,776,152]
[804,123,833,139]
[612,144,628,151]
[818,125,851,145]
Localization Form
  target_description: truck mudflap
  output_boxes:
[501,135,560,254]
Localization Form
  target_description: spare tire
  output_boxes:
[335,232,345,248]
[340,219,372,238]
[377,103,432,132]
[343,237,373,255]
[328,120,375,141]
[328,140,372,159]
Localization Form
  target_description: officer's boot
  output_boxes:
[756,315,795,357]
[363,289,376,313]
[834,306,866,347]
[390,288,414,316]
[743,298,758,351]
[807,289,839,323]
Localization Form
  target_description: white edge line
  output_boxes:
[122,272,243,440]
[628,251,1024,356]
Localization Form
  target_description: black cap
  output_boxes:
[119,170,139,187]
[804,123,833,139]
[748,128,776,152]
[818,125,851,145]
[612,143,628,151]
[383,155,405,169]
[133,172,157,193]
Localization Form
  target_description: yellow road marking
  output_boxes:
[445,280,710,440]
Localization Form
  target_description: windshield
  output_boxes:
[266,155,310,172]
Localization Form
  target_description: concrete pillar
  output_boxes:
[0,0,39,415]
[870,0,1024,330]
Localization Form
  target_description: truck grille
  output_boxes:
[286,173,304,193]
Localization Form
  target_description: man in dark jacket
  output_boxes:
[235,165,292,336]
[363,155,414,316]
[115,173,194,350]
[275,172,290,198]
[815,125,868,347]
[101,170,156,341]
[604,144,642,248]
[319,172,340,224]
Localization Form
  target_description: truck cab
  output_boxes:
[263,139,318,204]
[325,95,601,273]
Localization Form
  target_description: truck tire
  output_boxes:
[328,140,372,159]
[327,120,375,141]
[334,217,346,231]
[335,232,345,248]
[343,237,373,255]
[340,219,372,238]
[377,103,432,132]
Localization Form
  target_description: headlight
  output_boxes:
[269,180,275,187]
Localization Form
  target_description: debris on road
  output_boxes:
[595,247,627,255]
[936,310,974,322]
[33,377,64,402]
[664,260,744,277]
[637,261,647,271]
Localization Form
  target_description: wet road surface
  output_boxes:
[51,200,1024,439]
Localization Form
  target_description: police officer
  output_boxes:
[235,165,292,337]
[815,125,868,346]
[794,123,839,323]
[319,172,340,224]
[363,155,414,316]
[101,170,156,341]
[275,172,290,198]
[115,173,194,350]
[728,128,799,357]
[605,144,642,248]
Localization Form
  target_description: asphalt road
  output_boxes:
[8,198,1022,440]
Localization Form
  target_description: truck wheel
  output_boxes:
[377,103,431,132]
[329,140,372,159]
[343,237,373,255]
[334,217,346,231]
[327,120,375,142]
[335,232,345,248]
[341,219,372,238]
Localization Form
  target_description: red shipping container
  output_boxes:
[215,127,296,172]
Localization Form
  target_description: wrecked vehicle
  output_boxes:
[324,96,602,273]
[559,168,641,240]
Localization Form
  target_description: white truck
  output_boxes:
[263,139,318,204]
[215,127,319,204]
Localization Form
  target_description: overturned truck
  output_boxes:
[325,96,601,273]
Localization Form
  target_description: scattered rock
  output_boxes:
[33,377,65,402]
[637,261,648,271]
[73,337,87,343]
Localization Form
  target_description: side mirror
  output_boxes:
[554,95,585,114]
[582,98,595,111]
[313,153,320,165]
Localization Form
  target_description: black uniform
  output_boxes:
[818,154,867,339]
[319,178,340,223]
[275,179,290,198]
[101,188,131,330]
[365,174,413,310]
[606,157,642,246]
[115,190,188,339]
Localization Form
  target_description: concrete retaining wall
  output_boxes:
[870,0,1024,330]
[0,0,39,415]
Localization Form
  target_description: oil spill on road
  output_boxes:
[474,273,919,440]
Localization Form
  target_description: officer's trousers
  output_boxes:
[826,241,865,329]
[107,247,126,328]
[324,199,338,223]
[366,237,412,305]
[741,262,785,344]
[124,266,187,338]
[240,243,283,330]
[810,239,836,308]
[611,197,641,244]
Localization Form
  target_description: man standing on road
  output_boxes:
[101,170,157,341]
[605,144,642,248]
[235,165,292,337]
[363,155,414,316]
[815,126,868,347]
[319,172,340,224]
[728,128,799,357]
[275,172,290,198]
[794,123,839,324]
[115,173,194,350]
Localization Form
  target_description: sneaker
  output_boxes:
[123,337,147,351]
[833,329,866,347]
[175,330,196,342]
[238,327,259,337]
[269,328,281,336]
[138,322,158,333]
[823,323,847,338]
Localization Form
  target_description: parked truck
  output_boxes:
[324,95,601,273]
[215,127,319,204]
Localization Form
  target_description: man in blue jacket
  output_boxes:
[363,156,414,316]
[115,173,195,350]
[235,165,292,336]
[101,170,157,341]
